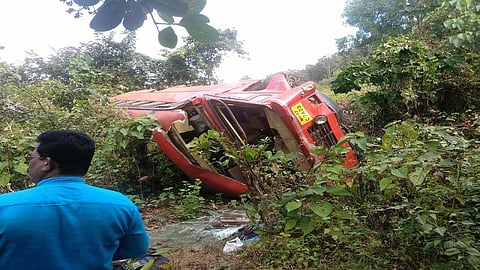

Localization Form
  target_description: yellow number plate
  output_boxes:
[291,103,312,125]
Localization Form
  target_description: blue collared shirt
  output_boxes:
[0,176,149,270]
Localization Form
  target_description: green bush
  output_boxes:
[236,120,480,269]
[174,180,206,220]
[87,113,186,196]
[0,79,186,197]
[331,36,480,130]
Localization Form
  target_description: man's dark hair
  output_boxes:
[37,130,95,176]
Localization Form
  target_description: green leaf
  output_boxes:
[0,174,11,187]
[452,37,463,48]
[420,223,433,233]
[276,192,296,206]
[409,167,429,186]
[187,0,206,14]
[299,218,316,235]
[148,0,188,17]
[350,136,367,152]
[120,140,128,149]
[0,161,8,170]
[138,1,153,13]
[123,1,147,30]
[285,201,302,212]
[158,27,178,48]
[444,247,461,256]
[415,214,427,225]
[120,128,129,136]
[186,23,218,43]
[381,133,393,151]
[332,210,356,220]
[311,186,326,195]
[14,163,28,175]
[179,14,219,43]
[284,219,297,231]
[467,247,480,256]
[326,165,342,175]
[131,131,144,139]
[74,0,100,6]
[156,11,175,24]
[379,177,394,191]
[263,151,272,159]
[179,13,209,26]
[434,227,446,236]
[243,203,256,212]
[353,78,362,89]
[391,167,408,178]
[244,148,257,161]
[437,159,457,167]
[419,151,438,161]
[325,186,351,196]
[89,0,127,31]
[309,202,333,218]
[392,64,402,73]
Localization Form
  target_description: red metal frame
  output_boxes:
[113,74,357,196]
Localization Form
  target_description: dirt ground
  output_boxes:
[141,205,242,270]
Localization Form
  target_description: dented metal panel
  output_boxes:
[112,73,357,196]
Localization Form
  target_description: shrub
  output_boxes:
[0,79,186,197]
[236,120,480,269]
[331,36,480,130]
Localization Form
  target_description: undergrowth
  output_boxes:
[227,119,480,269]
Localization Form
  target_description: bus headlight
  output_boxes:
[314,115,327,125]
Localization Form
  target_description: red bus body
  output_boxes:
[112,74,357,196]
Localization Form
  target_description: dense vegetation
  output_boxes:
[0,29,244,195]
[1,0,479,268]
[233,0,480,268]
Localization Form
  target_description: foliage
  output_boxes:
[89,113,185,195]
[160,28,247,86]
[0,73,185,196]
[331,35,480,128]
[300,54,344,82]
[19,32,164,91]
[340,0,431,54]
[173,180,206,220]
[0,78,88,190]
[331,0,480,131]
[1,20,245,196]
[187,127,355,237]
[18,29,244,90]
[426,0,480,52]
[187,129,307,227]
[301,0,430,84]
[345,121,480,269]
[128,179,208,221]
[236,120,480,269]
[62,0,219,48]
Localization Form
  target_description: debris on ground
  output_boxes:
[222,224,260,254]
[113,254,170,270]
[148,209,251,251]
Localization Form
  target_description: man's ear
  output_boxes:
[42,157,54,171]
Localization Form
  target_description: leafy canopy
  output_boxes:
[63,0,219,48]
[19,29,245,91]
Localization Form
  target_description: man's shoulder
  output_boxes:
[83,185,136,206]
[86,185,128,197]
[0,188,36,206]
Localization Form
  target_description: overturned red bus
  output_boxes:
[112,73,357,197]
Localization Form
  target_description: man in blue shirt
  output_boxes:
[0,130,149,269]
